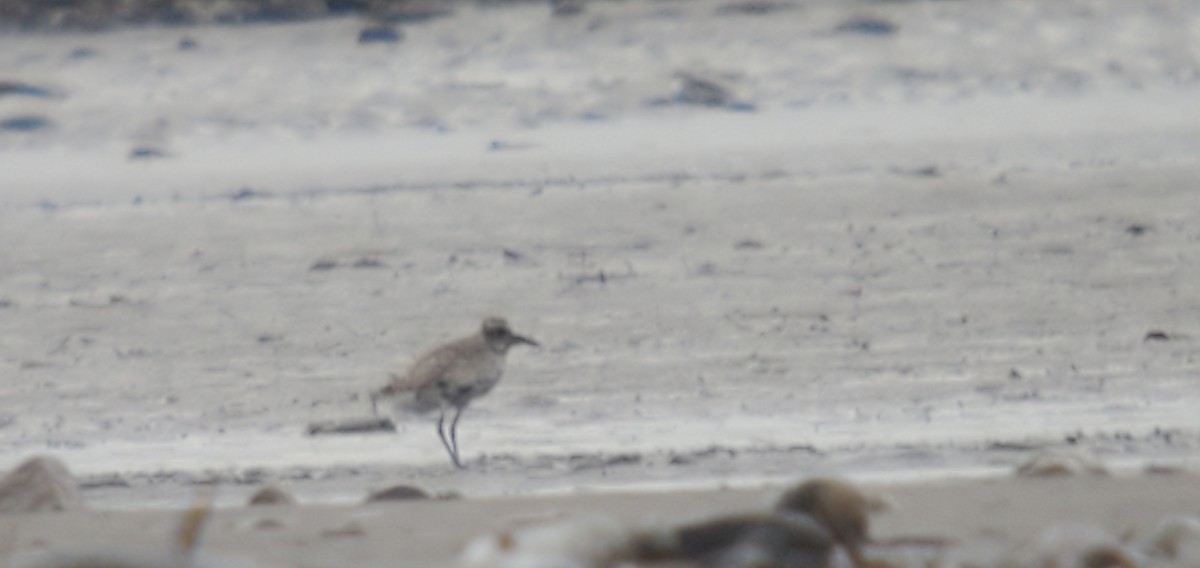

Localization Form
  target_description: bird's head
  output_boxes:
[481,317,538,352]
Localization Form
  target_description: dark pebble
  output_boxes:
[1,116,51,132]
[358,24,402,44]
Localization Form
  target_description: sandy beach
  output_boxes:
[5,472,1200,567]
[1,0,1199,566]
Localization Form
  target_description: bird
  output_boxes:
[371,317,538,468]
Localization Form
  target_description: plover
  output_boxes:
[371,317,538,468]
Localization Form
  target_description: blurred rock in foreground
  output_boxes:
[0,455,85,514]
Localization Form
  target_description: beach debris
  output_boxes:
[10,487,249,568]
[358,22,403,44]
[1015,450,1109,477]
[229,188,267,202]
[1124,515,1200,565]
[370,0,454,24]
[551,0,586,17]
[365,484,430,503]
[1,115,51,132]
[1143,330,1171,342]
[68,47,98,58]
[321,520,367,538]
[1125,224,1150,237]
[129,146,170,160]
[306,417,396,436]
[834,16,897,36]
[716,0,794,16]
[0,455,85,514]
[0,81,57,98]
[1001,524,1142,568]
[776,478,872,563]
[643,478,876,568]
[247,486,296,506]
[670,511,834,568]
[675,71,735,107]
[462,515,647,568]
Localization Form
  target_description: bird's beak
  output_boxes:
[514,334,539,347]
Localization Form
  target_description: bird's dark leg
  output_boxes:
[449,405,465,462]
[436,409,461,468]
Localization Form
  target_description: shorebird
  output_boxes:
[371,317,538,468]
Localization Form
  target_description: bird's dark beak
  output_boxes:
[514,334,539,347]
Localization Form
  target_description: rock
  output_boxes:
[775,477,872,559]
[676,72,734,107]
[242,0,326,22]
[716,0,794,16]
[462,515,641,568]
[1,115,51,132]
[369,0,454,23]
[358,23,403,44]
[0,81,56,98]
[0,0,326,28]
[551,0,585,17]
[365,484,430,503]
[1006,524,1142,568]
[1015,450,1108,477]
[1126,516,1200,564]
[674,512,833,566]
[834,16,897,36]
[0,455,85,513]
[1143,330,1171,341]
[248,486,296,506]
[129,147,169,160]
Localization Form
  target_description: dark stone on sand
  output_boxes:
[676,72,733,107]
[352,257,385,268]
[1015,450,1109,477]
[306,417,396,436]
[0,455,85,513]
[69,47,98,59]
[775,478,871,557]
[0,81,55,98]
[834,16,897,35]
[359,24,403,44]
[327,0,370,14]
[130,147,169,160]
[551,0,586,17]
[229,188,267,201]
[1,115,51,132]
[1126,224,1149,236]
[178,37,199,50]
[371,0,455,23]
[1144,330,1170,341]
[676,512,833,567]
[0,0,325,29]
[248,486,297,506]
[365,485,430,503]
[242,0,327,23]
[716,0,794,15]
[310,259,339,271]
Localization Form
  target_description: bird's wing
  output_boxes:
[389,336,476,393]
